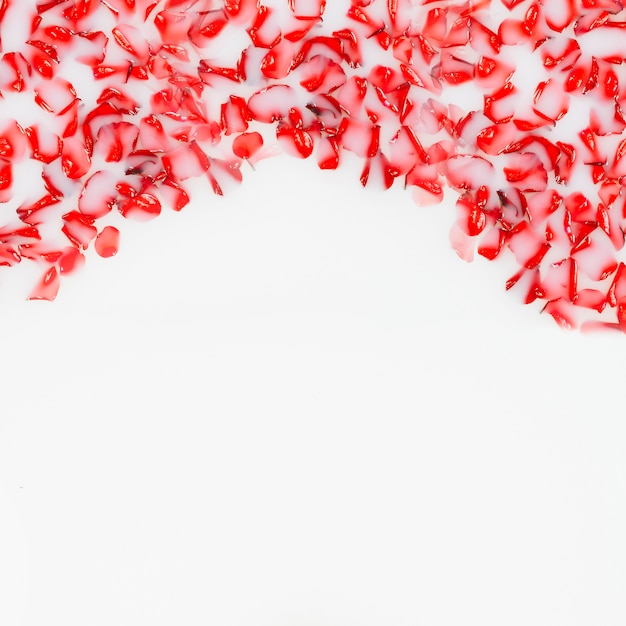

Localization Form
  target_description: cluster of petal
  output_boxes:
[1,0,626,330]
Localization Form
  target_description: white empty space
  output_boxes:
[0,157,625,626]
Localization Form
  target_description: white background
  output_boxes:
[1,154,626,625]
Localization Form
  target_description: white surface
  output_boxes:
[1,156,626,625]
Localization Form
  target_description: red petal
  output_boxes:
[94,226,120,258]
